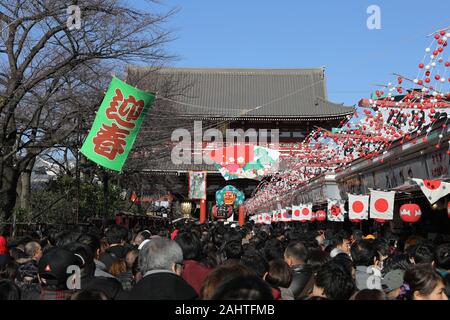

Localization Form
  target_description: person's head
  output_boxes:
[332,231,350,254]
[63,242,96,278]
[25,241,43,262]
[404,264,448,300]
[133,230,151,247]
[105,225,128,246]
[284,241,308,267]
[125,249,139,270]
[411,244,435,265]
[435,243,450,271]
[223,240,243,260]
[211,275,274,300]
[264,259,292,289]
[351,240,377,267]
[381,269,405,299]
[240,251,269,278]
[174,232,202,261]
[351,289,386,300]
[0,280,20,300]
[139,238,184,276]
[77,233,101,259]
[108,259,127,277]
[263,238,284,262]
[38,247,81,290]
[312,261,356,300]
[70,289,109,300]
[306,249,329,272]
[200,262,255,299]
[0,261,18,281]
[382,253,412,275]
[351,229,364,243]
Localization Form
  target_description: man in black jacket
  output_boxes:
[127,237,197,300]
[284,241,314,299]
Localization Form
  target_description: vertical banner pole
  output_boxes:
[200,199,207,224]
[238,205,245,226]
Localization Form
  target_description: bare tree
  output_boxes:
[0,0,176,219]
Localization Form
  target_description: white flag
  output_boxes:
[348,194,369,220]
[327,199,345,222]
[280,209,291,222]
[412,178,450,204]
[369,189,395,220]
[299,203,313,221]
[291,205,302,221]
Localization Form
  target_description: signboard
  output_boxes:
[188,171,207,200]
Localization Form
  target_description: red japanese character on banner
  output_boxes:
[93,123,129,160]
[106,89,145,129]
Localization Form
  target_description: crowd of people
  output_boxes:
[0,220,449,300]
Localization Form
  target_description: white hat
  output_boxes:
[138,239,151,250]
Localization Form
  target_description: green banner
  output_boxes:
[80,77,155,171]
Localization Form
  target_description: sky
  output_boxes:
[135,0,450,107]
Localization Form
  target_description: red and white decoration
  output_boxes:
[280,208,291,222]
[300,203,313,221]
[316,210,327,221]
[348,194,369,221]
[327,199,345,222]
[255,213,271,225]
[272,210,278,223]
[291,205,301,221]
[412,178,450,204]
[369,189,395,220]
[399,203,422,223]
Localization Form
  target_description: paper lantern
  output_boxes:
[399,204,422,223]
[213,205,233,219]
[316,210,327,221]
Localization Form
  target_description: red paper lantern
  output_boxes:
[316,210,326,221]
[399,204,422,223]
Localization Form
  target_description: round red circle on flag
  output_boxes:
[374,199,389,212]
[283,212,288,218]
[352,201,364,214]
[294,210,300,216]
[424,180,441,190]
[265,216,270,220]
[331,205,341,216]
[302,208,310,216]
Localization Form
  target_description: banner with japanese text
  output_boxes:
[80,77,155,171]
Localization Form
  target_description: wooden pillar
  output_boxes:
[200,199,207,224]
[238,205,245,226]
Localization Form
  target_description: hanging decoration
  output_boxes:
[412,178,450,204]
[369,189,396,220]
[399,203,422,223]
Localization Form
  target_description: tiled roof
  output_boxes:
[126,66,354,119]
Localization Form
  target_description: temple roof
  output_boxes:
[126,66,354,120]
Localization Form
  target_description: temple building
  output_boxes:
[125,66,354,220]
